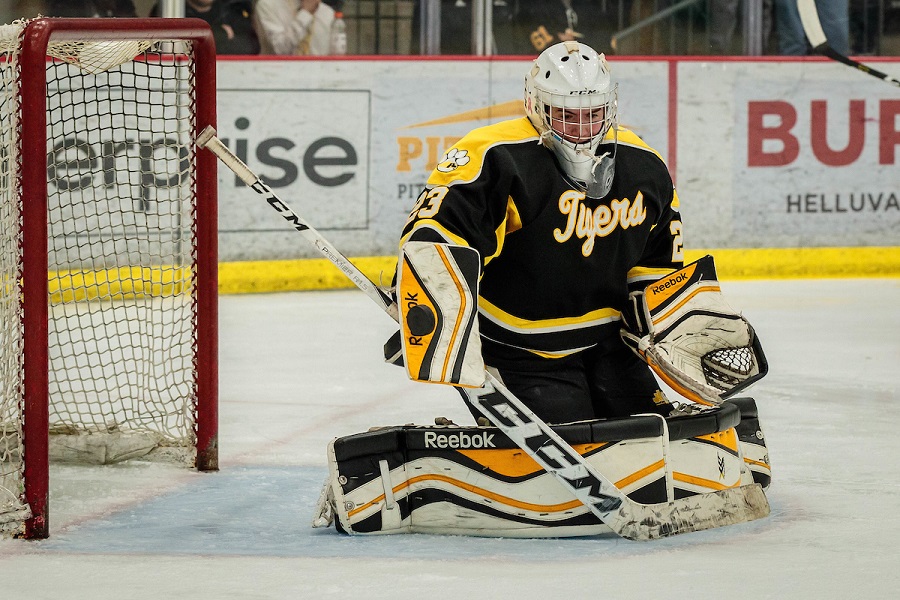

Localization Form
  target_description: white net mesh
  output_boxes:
[1,19,204,533]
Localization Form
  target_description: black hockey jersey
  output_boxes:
[400,117,683,366]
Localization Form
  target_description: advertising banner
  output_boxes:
[677,60,900,249]
[215,57,899,261]
[215,58,669,260]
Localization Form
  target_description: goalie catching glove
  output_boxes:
[620,255,768,405]
[394,241,485,388]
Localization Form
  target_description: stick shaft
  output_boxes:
[820,46,900,87]
[196,126,397,319]
[797,0,900,87]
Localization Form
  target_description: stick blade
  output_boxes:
[611,483,771,541]
[797,0,828,49]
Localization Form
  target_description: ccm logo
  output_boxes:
[650,272,687,295]
[424,431,496,449]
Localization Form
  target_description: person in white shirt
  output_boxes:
[253,0,335,55]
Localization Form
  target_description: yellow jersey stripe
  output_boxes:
[479,297,620,334]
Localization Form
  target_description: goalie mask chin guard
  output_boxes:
[525,41,618,199]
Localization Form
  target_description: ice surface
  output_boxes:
[2,279,898,599]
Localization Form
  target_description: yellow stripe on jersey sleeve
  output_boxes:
[484,196,522,268]
[504,196,523,235]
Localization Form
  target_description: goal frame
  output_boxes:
[15,17,219,539]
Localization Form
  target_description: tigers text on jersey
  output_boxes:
[400,117,684,365]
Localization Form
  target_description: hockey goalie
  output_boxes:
[309,41,771,539]
[313,252,771,538]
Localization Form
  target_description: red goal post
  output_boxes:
[0,18,218,539]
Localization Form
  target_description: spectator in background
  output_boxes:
[411,1,616,56]
[45,0,138,17]
[774,0,849,55]
[411,0,473,54]
[709,0,773,54]
[150,0,260,55]
[253,0,336,55]
[849,0,877,54]
[494,1,609,55]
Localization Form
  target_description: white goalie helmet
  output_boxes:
[524,41,618,199]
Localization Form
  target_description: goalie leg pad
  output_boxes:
[314,401,767,537]
[398,241,484,387]
[728,397,771,489]
[621,255,768,405]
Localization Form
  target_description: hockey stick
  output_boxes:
[196,126,769,541]
[797,0,900,87]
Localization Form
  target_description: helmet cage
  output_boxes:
[532,87,618,152]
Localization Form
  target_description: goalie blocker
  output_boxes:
[621,255,768,405]
[395,241,484,388]
[312,397,770,537]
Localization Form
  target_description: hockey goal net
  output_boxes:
[0,18,218,539]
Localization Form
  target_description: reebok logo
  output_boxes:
[650,272,687,295]
[424,431,496,449]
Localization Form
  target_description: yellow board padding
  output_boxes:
[45,247,900,301]
[48,266,193,303]
[683,247,900,279]
[218,255,399,295]
[216,247,900,294]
